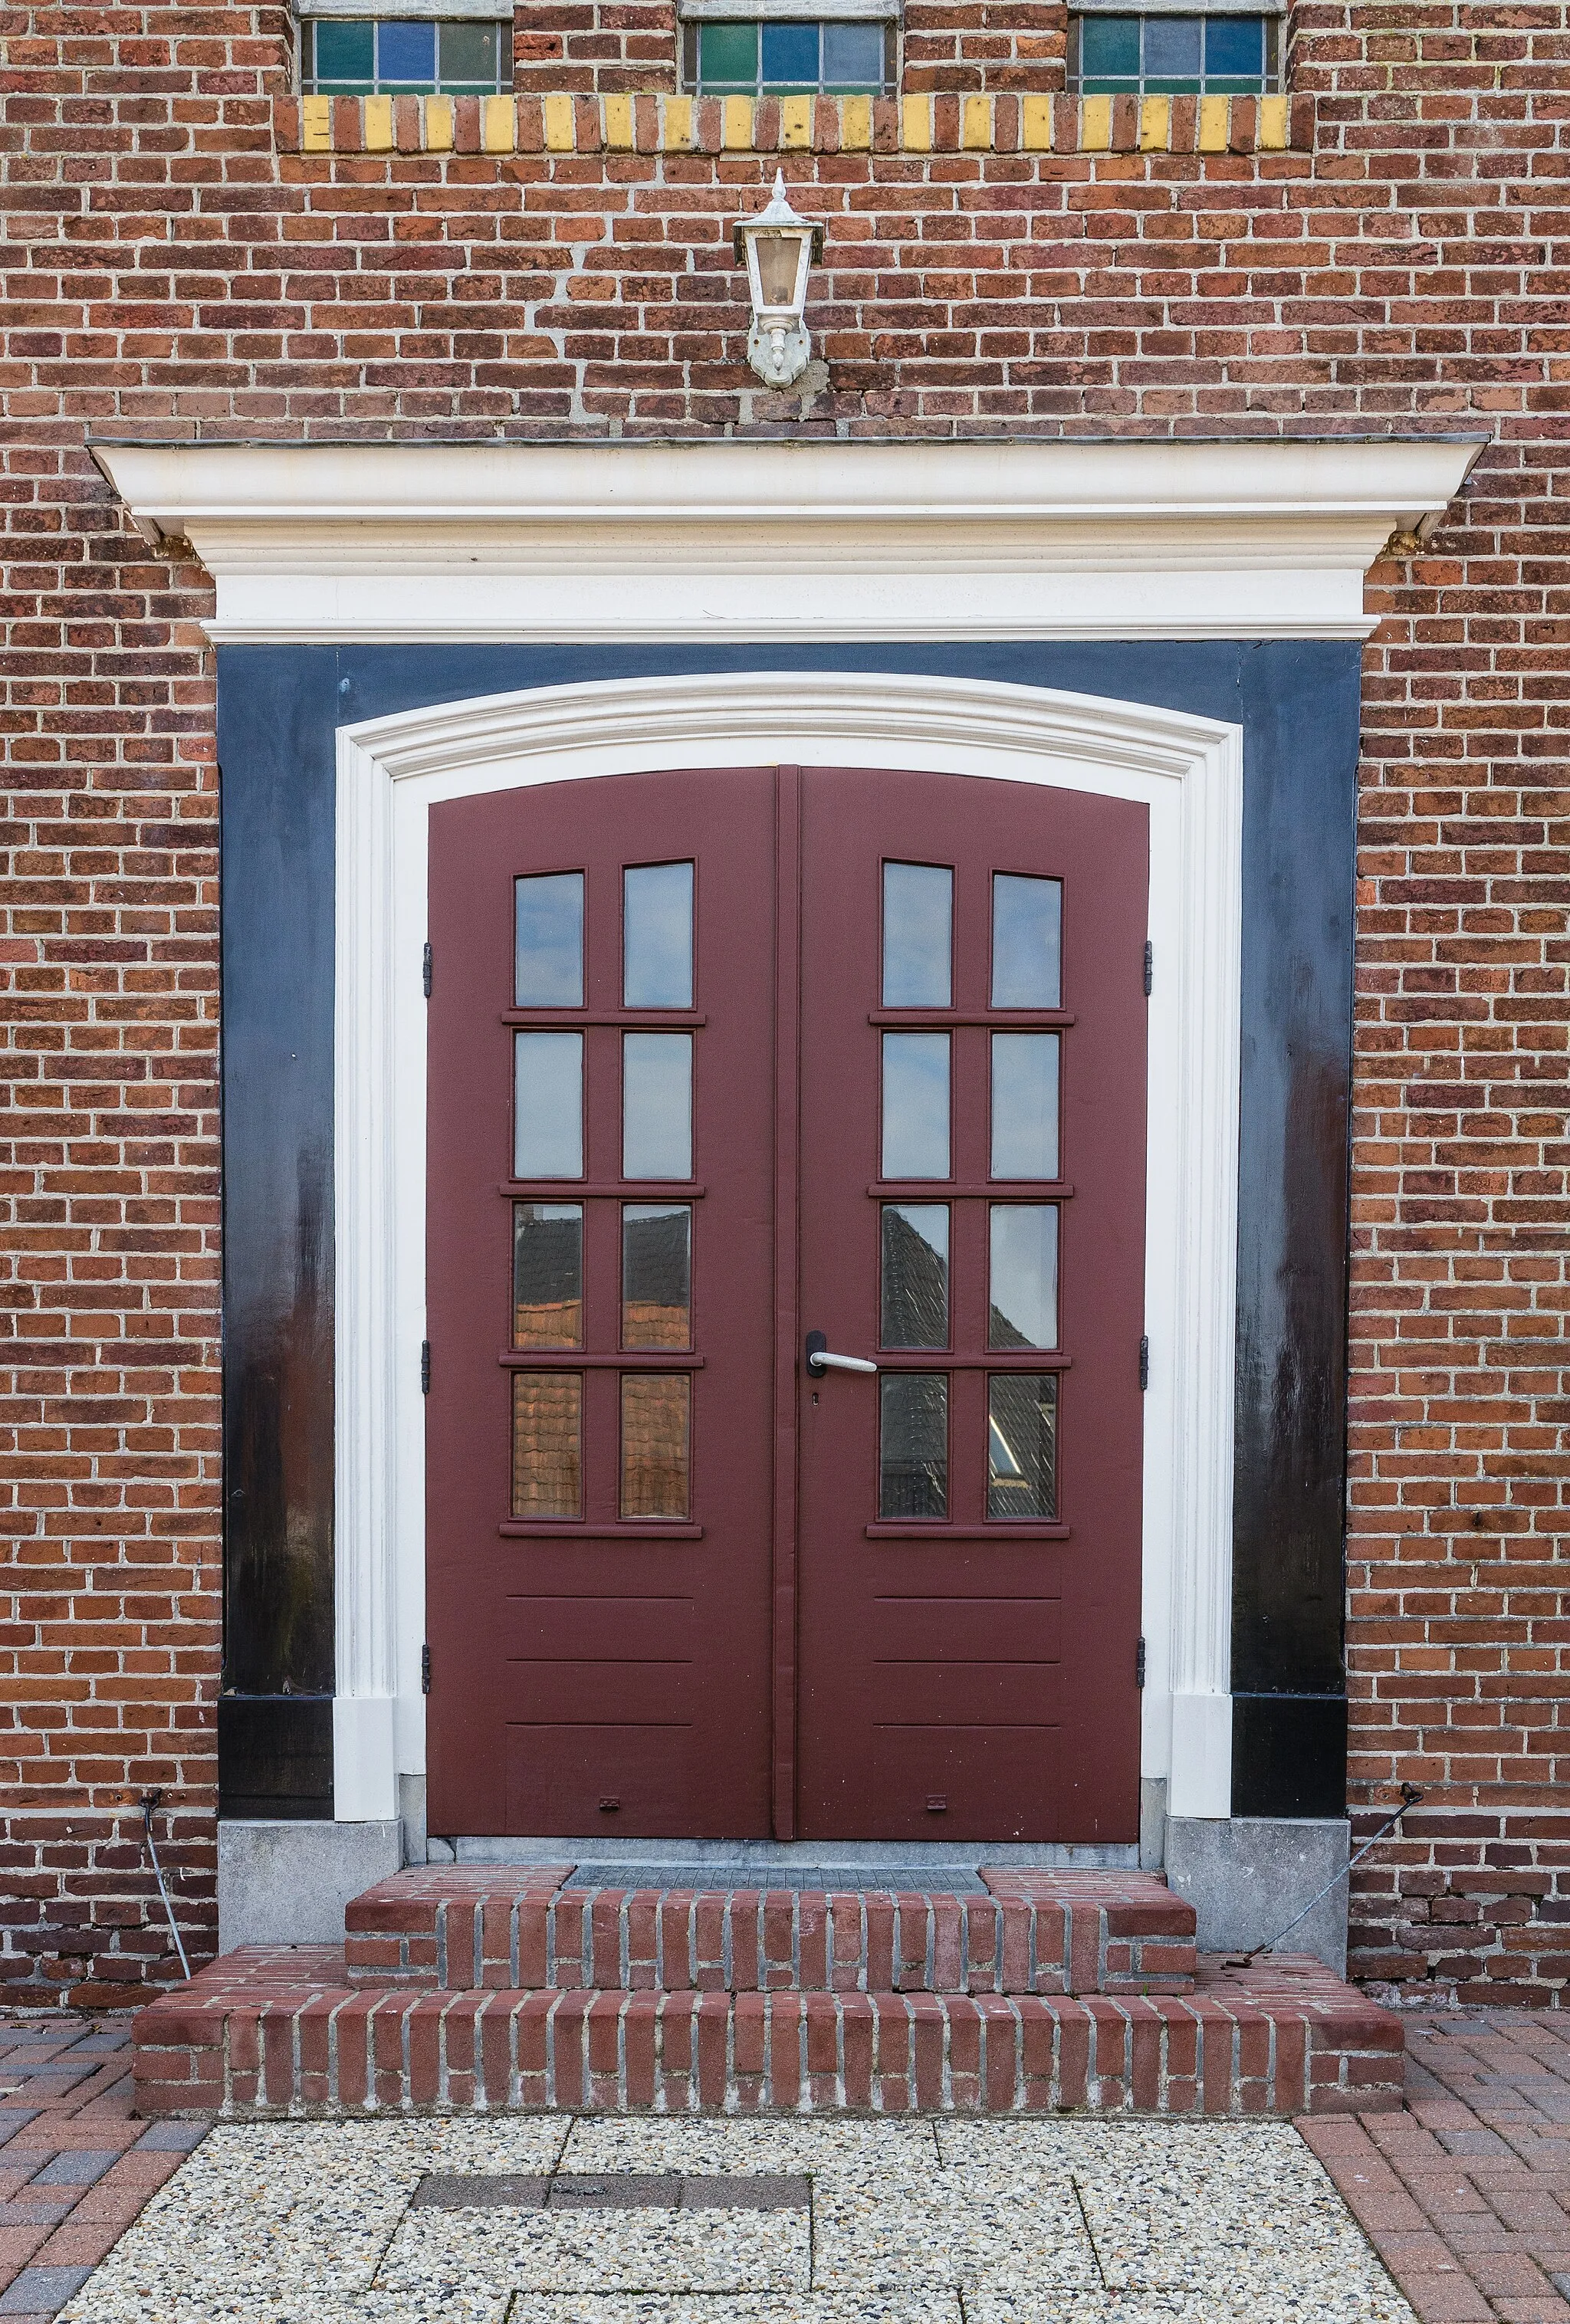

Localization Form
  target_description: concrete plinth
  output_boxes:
[1164,1815,1351,1975]
[217,1819,402,1951]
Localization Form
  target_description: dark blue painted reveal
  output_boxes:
[217,641,1360,1821]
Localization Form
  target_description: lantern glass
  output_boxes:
[755,232,803,310]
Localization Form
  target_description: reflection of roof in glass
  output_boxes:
[881,1207,947,1345]
[624,1210,690,1308]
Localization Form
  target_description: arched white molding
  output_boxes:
[333,671,1242,1827]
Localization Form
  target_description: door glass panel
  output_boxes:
[987,1374,1058,1519]
[992,873,1062,1009]
[621,1372,691,1518]
[624,861,695,1008]
[988,1205,1058,1349]
[514,1030,583,1178]
[879,1372,948,1518]
[622,1203,692,1348]
[511,1372,582,1518]
[990,1032,1059,1179]
[882,1032,950,1179]
[622,1032,693,1179]
[880,1203,949,1349]
[882,862,953,1006]
[514,872,584,1006]
[513,1203,583,1347]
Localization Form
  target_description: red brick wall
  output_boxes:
[2,0,1565,1999]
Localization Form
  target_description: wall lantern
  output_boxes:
[733,170,825,389]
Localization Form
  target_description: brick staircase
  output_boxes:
[132,1864,1403,2122]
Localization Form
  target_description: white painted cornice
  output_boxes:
[93,436,1481,645]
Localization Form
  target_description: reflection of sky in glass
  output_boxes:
[882,1032,950,1179]
[515,872,584,1006]
[992,875,1061,1008]
[989,1204,1057,1347]
[514,1032,583,1177]
[624,862,694,1008]
[882,862,952,1006]
[990,1032,1059,1179]
[623,1032,692,1178]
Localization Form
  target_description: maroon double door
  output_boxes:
[425,764,1148,1843]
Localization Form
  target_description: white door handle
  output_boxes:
[805,1331,878,1376]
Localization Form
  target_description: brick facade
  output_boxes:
[2,0,1565,2003]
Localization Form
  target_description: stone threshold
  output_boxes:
[277,89,1301,158]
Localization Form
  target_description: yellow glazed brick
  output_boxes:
[902,94,931,151]
[1258,94,1288,148]
[662,95,693,149]
[544,94,574,151]
[840,94,872,149]
[1139,95,1169,150]
[724,95,754,148]
[962,94,990,149]
[482,94,516,151]
[603,94,633,149]
[1022,94,1052,150]
[363,95,393,152]
[780,94,812,148]
[301,94,333,152]
[1197,95,1228,150]
[424,95,455,151]
[1080,96,1111,149]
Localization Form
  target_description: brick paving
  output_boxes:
[1306,2011,1570,2324]
[0,2016,204,2324]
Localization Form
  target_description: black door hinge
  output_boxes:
[1142,940,1154,997]
[1138,1334,1149,1390]
[421,1643,432,1695]
[1135,1636,1146,1689]
[420,1339,431,1394]
[422,942,432,999]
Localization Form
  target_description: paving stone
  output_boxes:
[29,2155,120,2191]
[130,2125,205,2155]
[0,2269,94,2316]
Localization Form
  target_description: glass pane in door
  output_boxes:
[882,1032,950,1178]
[622,1203,692,1347]
[621,1372,691,1517]
[513,1202,583,1346]
[515,871,584,1006]
[624,861,695,1006]
[882,862,953,1006]
[990,1032,1059,1179]
[879,1371,948,1517]
[511,1372,583,1517]
[880,1203,949,1347]
[623,1032,693,1178]
[988,1205,1057,1348]
[991,873,1062,1008]
[514,1031,583,1178]
[987,1374,1057,1518]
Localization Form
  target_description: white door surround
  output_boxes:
[93,435,1481,1837]
[334,671,1243,1827]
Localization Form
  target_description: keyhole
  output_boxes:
[811,1391,819,1407]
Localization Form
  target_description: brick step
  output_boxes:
[131,1947,1402,2120]
[343,1866,1198,1996]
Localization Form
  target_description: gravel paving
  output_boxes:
[57,2111,1415,2324]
